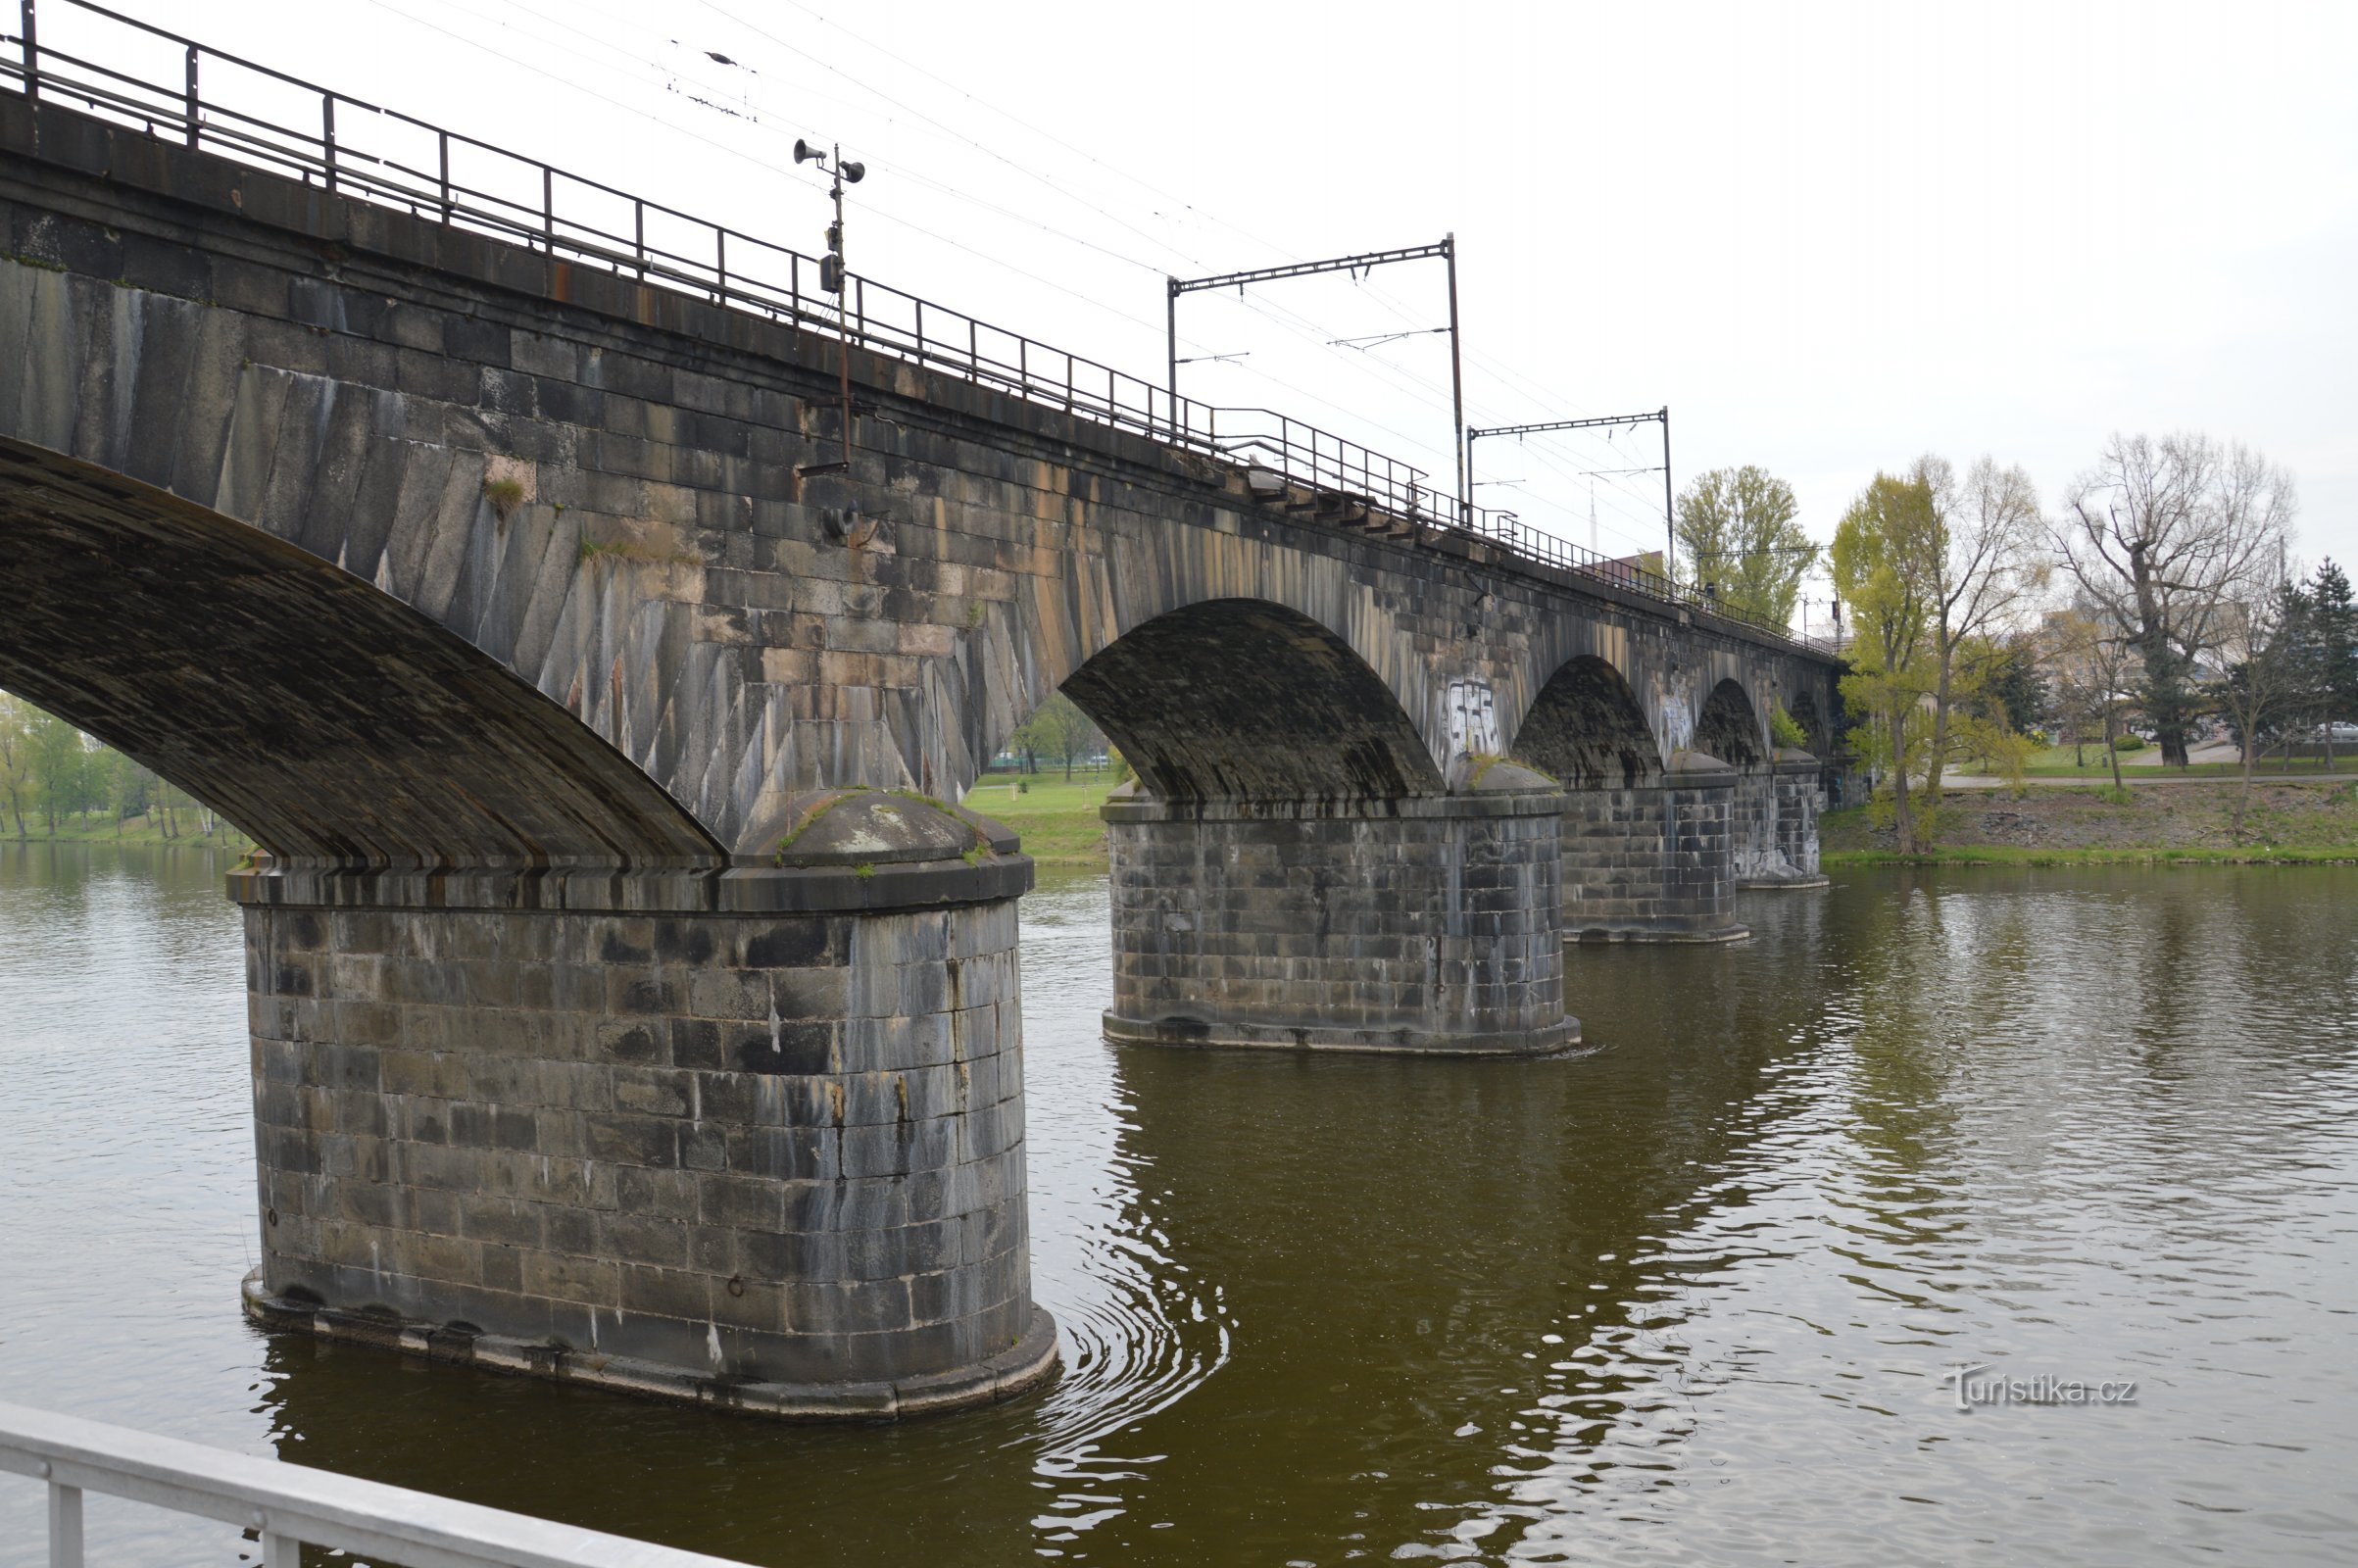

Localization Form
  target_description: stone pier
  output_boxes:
[1559,751,1748,944]
[235,791,1058,1418]
[1100,764,1577,1055]
[1733,749,1831,890]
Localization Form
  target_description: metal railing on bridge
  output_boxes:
[0,0,1812,652]
[1,1397,750,1568]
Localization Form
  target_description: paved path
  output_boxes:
[1940,770,2358,789]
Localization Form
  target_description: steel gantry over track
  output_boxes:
[1466,408,1675,580]
[1167,238,1466,516]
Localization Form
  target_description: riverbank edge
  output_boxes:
[1824,846,2358,867]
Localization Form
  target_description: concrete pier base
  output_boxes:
[1101,765,1577,1055]
[232,789,1058,1418]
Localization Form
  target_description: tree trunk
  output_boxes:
[1889,709,1915,855]
[2233,746,2256,841]
[2105,711,2125,792]
[1926,663,1952,803]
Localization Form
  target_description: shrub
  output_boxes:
[1770,705,1808,750]
[2111,734,2146,753]
[482,475,526,520]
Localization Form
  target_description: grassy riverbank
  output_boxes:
[1822,779,2358,866]
[958,772,2358,872]
[3,809,251,849]
[961,772,1117,871]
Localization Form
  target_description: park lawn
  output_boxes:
[1822,779,2358,865]
[2017,756,2341,779]
[960,771,1116,870]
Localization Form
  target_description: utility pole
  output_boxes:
[1659,405,1673,585]
[1168,238,1464,518]
[1446,233,1465,523]
[1465,408,1672,570]
[793,136,866,475]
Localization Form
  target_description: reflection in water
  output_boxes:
[2,850,2355,1565]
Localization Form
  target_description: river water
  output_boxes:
[1,846,2355,1565]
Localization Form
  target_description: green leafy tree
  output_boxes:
[102,748,156,835]
[25,708,90,834]
[1832,470,1940,852]
[0,693,32,841]
[2284,559,2355,768]
[1916,456,2045,802]
[1009,693,1103,782]
[1970,634,2048,739]
[1674,466,1815,629]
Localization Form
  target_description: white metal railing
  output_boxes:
[0,1398,752,1568]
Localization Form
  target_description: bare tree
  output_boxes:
[1919,454,2046,801]
[2040,606,2138,791]
[2212,563,2300,840]
[2052,432,2295,767]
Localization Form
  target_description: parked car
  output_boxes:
[2316,722,2358,744]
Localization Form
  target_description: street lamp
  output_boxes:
[793,136,865,475]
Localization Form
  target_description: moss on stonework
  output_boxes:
[891,789,1001,857]
[772,793,853,862]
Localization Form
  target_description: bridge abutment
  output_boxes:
[233,792,1056,1418]
[1100,767,1577,1055]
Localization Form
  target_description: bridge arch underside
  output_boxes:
[1514,655,1743,944]
[1057,598,1445,806]
[1690,674,1825,890]
[1693,676,1765,772]
[1068,599,1570,1056]
[3,437,1062,1413]
[0,438,718,868]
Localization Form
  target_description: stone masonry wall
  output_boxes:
[1561,786,1670,939]
[244,890,1034,1399]
[1660,772,1740,937]
[0,100,1842,860]
[1730,769,1777,884]
[1774,764,1825,880]
[1103,798,1573,1054]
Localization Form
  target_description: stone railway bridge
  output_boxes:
[0,90,1842,1416]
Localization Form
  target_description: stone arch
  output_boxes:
[1694,677,1765,769]
[1057,599,1447,804]
[1509,654,1665,790]
[0,437,721,866]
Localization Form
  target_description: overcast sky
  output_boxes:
[60,1,2358,618]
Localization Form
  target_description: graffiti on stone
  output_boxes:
[1446,678,1499,761]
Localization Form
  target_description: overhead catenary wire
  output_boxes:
[457,0,1672,550]
[280,0,1682,560]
